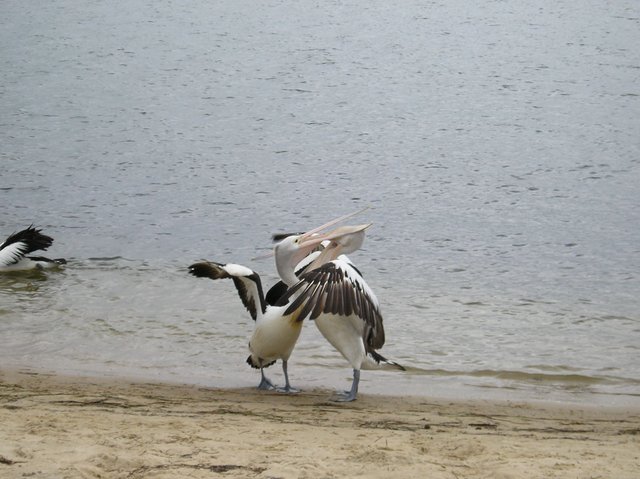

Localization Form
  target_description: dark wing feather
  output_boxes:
[272,232,305,242]
[282,280,314,316]
[230,276,259,320]
[297,281,325,320]
[188,262,265,321]
[265,280,288,306]
[273,278,306,307]
[1,226,53,253]
[0,226,54,267]
[266,251,323,306]
[281,261,386,350]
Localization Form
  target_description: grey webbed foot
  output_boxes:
[277,360,299,394]
[276,385,300,394]
[257,377,275,390]
[331,390,357,402]
[257,368,276,390]
[330,369,359,402]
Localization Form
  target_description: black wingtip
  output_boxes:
[2,225,54,253]
[271,232,305,242]
[188,261,230,281]
[188,263,207,277]
[370,350,406,371]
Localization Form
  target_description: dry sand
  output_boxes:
[1,369,638,479]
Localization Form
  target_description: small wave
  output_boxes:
[402,366,636,386]
[87,256,126,262]
[469,369,605,384]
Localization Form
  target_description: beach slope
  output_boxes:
[1,370,638,478]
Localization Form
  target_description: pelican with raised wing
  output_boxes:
[188,212,369,393]
[0,225,66,272]
[273,225,405,402]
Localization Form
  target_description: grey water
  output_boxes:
[1,0,639,406]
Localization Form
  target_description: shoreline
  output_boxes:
[1,369,639,478]
[2,361,638,409]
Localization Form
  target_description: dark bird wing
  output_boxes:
[188,261,266,321]
[276,259,385,351]
[0,226,54,267]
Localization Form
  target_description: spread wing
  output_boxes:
[265,250,321,306]
[188,262,266,321]
[276,259,385,350]
[0,226,53,267]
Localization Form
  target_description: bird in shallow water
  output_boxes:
[190,211,404,401]
[272,224,405,402]
[188,215,368,393]
[0,225,66,272]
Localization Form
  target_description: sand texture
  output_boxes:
[1,370,639,478]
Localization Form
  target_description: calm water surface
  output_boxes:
[1,0,639,406]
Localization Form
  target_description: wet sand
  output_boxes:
[1,369,639,479]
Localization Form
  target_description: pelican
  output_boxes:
[188,213,369,393]
[263,225,367,314]
[273,225,405,402]
[0,225,66,272]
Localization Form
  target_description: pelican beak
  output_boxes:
[298,223,372,271]
[297,207,368,240]
[298,223,372,249]
[287,223,370,269]
[256,208,370,263]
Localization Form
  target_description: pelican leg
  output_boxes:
[257,367,275,390]
[276,360,299,394]
[333,369,360,402]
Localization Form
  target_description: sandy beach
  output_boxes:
[0,370,638,479]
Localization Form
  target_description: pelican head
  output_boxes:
[274,219,372,286]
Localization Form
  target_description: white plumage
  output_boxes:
[188,261,304,392]
[0,226,66,272]
[274,254,404,402]
[188,211,403,401]
[186,217,353,392]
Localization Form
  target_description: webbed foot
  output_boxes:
[257,371,275,390]
[329,369,359,402]
[331,390,357,402]
[276,385,300,394]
